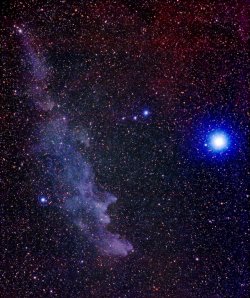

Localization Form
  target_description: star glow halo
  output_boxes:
[206,130,230,153]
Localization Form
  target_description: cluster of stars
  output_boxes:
[122,109,151,121]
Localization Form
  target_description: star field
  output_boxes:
[1,1,249,297]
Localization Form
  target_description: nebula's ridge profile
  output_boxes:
[36,117,133,256]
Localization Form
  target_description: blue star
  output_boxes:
[142,109,150,117]
[206,130,230,152]
[38,195,48,205]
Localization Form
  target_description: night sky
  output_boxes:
[1,1,249,297]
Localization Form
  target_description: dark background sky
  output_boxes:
[1,0,249,297]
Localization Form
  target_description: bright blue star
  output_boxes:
[38,195,48,205]
[142,109,150,117]
[206,130,230,152]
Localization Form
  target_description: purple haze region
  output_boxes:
[21,28,133,257]
[17,26,54,111]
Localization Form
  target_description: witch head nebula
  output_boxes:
[36,117,133,256]
[20,27,133,257]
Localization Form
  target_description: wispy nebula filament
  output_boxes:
[19,27,133,257]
